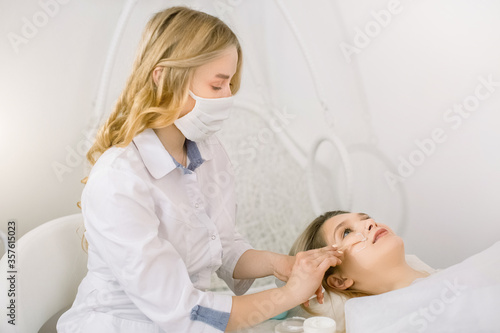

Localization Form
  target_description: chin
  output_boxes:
[363,234,405,270]
[376,231,403,246]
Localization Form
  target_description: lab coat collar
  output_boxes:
[132,128,213,179]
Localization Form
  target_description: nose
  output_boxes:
[365,219,377,233]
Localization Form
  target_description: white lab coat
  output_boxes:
[57,129,254,333]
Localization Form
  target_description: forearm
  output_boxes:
[233,249,284,279]
[226,287,297,331]
[227,245,342,331]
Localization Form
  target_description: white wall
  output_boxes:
[1,0,499,272]
[333,0,500,267]
[1,0,121,248]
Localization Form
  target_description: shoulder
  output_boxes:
[90,141,148,176]
[85,143,151,196]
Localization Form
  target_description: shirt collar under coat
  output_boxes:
[132,128,213,179]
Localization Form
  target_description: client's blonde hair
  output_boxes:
[289,211,371,313]
[79,6,242,250]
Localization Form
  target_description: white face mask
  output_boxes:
[174,90,234,142]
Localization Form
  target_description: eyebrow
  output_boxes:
[332,213,371,243]
[215,73,230,79]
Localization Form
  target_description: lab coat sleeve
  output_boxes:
[216,202,255,296]
[83,168,232,332]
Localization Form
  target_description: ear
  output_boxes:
[326,273,354,290]
[152,67,163,86]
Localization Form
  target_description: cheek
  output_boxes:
[339,251,374,278]
[347,249,379,272]
[178,97,195,118]
[189,78,212,98]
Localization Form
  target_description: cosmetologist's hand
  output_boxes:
[283,245,343,307]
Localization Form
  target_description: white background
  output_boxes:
[1,0,499,272]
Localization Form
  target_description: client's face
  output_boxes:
[321,213,406,293]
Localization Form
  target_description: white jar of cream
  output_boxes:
[303,316,336,333]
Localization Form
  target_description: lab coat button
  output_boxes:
[211,234,216,240]
[195,203,199,208]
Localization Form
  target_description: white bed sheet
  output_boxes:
[344,241,500,333]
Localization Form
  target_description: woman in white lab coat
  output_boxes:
[57,6,342,333]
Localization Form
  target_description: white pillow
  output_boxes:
[295,255,438,333]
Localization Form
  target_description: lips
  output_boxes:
[372,228,388,244]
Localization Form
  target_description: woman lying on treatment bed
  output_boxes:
[290,210,499,333]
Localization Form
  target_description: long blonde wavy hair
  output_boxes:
[289,211,372,314]
[80,6,242,250]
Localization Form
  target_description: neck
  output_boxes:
[369,263,430,294]
[153,125,186,164]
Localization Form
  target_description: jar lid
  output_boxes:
[274,316,306,333]
[303,316,337,333]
